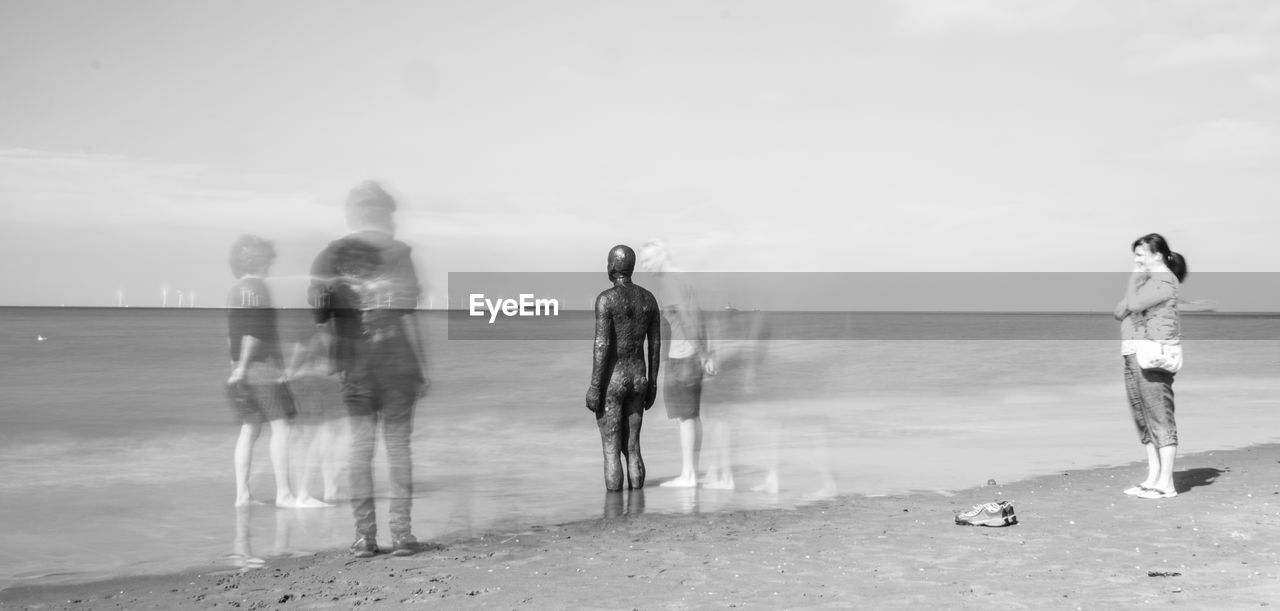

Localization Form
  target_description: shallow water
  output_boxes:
[1,308,1277,588]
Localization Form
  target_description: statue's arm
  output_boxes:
[586,292,612,413]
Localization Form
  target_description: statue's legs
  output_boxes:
[623,399,645,489]
[597,398,624,491]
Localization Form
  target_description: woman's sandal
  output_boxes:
[1136,487,1178,499]
[1123,484,1151,496]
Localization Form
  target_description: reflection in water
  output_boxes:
[231,505,266,570]
[670,486,700,515]
[231,503,350,571]
[602,489,646,519]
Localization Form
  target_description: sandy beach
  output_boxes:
[3,443,1278,609]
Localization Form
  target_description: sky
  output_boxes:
[1,0,1278,309]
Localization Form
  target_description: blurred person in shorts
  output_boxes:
[640,240,716,488]
[226,234,328,509]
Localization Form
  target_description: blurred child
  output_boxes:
[226,234,328,508]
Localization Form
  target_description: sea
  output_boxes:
[1,307,1277,590]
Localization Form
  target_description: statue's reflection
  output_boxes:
[602,489,646,519]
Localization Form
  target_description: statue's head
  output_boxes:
[607,244,636,281]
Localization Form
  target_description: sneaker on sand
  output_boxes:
[350,537,380,558]
[955,500,1018,527]
[390,534,418,557]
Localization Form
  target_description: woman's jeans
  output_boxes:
[1123,354,1177,448]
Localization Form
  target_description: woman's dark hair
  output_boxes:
[1132,233,1188,283]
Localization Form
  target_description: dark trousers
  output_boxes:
[343,367,419,539]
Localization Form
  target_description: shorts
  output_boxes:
[663,357,703,420]
[1123,354,1177,448]
[227,361,296,425]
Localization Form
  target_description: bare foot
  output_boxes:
[702,477,735,490]
[660,474,698,488]
[235,496,265,507]
[751,473,780,494]
[227,553,265,569]
[294,495,334,509]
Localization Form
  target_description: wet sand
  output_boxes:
[3,443,1279,609]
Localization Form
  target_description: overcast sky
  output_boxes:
[1,0,1277,308]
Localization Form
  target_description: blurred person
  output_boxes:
[715,315,833,499]
[1114,233,1188,500]
[640,240,716,488]
[310,181,428,557]
[284,329,349,503]
[702,310,771,491]
[226,235,327,509]
[586,244,662,491]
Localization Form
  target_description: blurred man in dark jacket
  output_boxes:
[310,181,427,557]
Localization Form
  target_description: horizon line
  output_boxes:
[1,305,1272,315]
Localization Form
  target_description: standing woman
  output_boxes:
[1114,233,1188,500]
